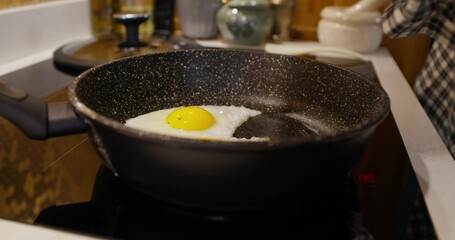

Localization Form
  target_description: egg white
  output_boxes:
[125,105,264,141]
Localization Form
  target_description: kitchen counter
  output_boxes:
[371,50,455,239]
[371,49,455,240]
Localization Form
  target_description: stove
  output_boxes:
[35,166,370,240]
[0,53,398,240]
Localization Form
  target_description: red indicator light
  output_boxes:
[357,173,376,184]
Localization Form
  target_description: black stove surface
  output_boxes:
[35,166,370,240]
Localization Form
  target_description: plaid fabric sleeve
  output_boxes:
[382,0,455,158]
[382,0,455,50]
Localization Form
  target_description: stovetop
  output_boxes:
[0,53,381,240]
[35,166,370,240]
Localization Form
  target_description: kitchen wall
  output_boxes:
[0,0,92,76]
[0,0,56,9]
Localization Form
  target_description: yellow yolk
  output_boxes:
[166,106,216,131]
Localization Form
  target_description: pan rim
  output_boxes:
[67,49,390,151]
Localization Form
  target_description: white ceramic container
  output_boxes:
[317,6,383,53]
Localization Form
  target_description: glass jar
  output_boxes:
[216,0,273,46]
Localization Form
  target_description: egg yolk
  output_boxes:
[166,106,216,131]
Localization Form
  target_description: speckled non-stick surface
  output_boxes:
[70,49,389,144]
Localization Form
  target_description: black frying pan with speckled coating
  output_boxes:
[0,49,390,211]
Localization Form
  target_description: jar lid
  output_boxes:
[53,36,201,75]
[320,6,382,25]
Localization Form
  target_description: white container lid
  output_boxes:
[320,6,382,25]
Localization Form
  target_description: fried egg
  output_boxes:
[125,105,266,141]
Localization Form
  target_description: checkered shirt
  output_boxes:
[383,0,455,158]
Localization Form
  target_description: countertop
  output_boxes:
[369,48,455,240]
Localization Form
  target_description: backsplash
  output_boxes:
[0,0,56,10]
[0,0,91,76]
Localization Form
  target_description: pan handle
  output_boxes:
[0,82,86,140]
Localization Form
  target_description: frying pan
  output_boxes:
[0,49,389,211]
